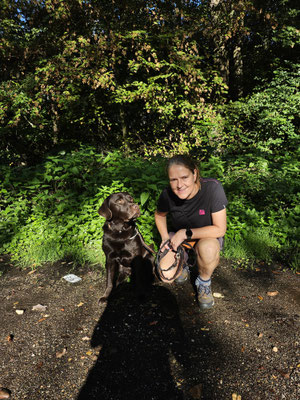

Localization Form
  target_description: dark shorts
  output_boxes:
[218,236,225,251]
[170,233,225,252]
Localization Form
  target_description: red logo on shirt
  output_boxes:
[199,209,205,215]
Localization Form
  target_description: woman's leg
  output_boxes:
[194,238,220,310]
[195,238,220,280]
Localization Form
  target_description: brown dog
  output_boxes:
[98,192,154,302]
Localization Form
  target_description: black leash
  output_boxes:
[155,239,196,282]
[133,226,156,255]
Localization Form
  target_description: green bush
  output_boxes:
[0,146,298,271]
[223,63,300,156]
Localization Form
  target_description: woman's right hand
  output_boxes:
[160,237,171,252]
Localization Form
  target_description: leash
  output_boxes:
[155,239,196,282]
[131,226,156,255]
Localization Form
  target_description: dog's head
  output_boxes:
[98,192,140,221]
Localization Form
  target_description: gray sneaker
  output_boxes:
[196,281,214,311]
[174,266,190,284]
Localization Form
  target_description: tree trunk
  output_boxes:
[119,106,129,156]
[51,103,58,145]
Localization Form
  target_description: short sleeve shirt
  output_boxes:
[156,178,228,232]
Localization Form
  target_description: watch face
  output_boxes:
[186,229,192,239]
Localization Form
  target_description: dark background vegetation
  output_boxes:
[0,0,299,270]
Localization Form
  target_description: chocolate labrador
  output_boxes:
[98,192,154,302]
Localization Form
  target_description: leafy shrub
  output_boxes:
[0,147,298,271]
[223,63,300,156]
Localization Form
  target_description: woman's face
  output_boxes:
[168,164,199,200]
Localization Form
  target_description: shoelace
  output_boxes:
[196,282,212,295]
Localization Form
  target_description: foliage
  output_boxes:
[0,1,299,270]
[1,1,298,163]
[0,147,298,271]
[223,63,300,156]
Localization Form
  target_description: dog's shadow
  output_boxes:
[76,284,190,400]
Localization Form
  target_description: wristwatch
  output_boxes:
[185,228,193,240]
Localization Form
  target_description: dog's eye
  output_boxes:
[117,199,124,204]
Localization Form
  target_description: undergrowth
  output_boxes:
[0,147,299,271]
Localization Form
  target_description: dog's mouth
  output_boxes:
[129,204,140,220]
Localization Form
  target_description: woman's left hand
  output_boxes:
[170,229,186,251]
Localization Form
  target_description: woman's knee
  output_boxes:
[195,238,220,264]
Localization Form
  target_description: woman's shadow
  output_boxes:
[77,283,190,400]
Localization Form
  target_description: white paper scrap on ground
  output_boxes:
[63,274,82,283]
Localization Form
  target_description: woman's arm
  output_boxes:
[170,208,227,250]
[154,210,170,245]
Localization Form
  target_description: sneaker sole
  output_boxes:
[198,300,215,311]
[174,273,189,284]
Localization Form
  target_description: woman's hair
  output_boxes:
[166,154,200,181]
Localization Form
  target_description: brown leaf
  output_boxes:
[28,270,36,275]
[278,370,290,379]
[257,295,264,301]
[6,334,14,342]
[0,387,11,399]
[213,292,224,298]
[267,291,278,297]
[36,361,44,369]
[56,348,67,358]
[189,383,203,399]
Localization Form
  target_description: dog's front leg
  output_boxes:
[99,260,117,303]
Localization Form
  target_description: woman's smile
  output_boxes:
[168,164,199,200]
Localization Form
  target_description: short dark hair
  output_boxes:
[166,154,200,181]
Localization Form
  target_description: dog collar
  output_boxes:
[129,228,139,240]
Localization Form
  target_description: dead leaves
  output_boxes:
[6,334,14,343]
[56,347,67,358]
[267,291,279,297]
[213,292,224,298]
[189,384,203,399]
[257,291,279,301]
[0,388,11,399]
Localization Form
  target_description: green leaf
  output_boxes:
[140,192,150,206]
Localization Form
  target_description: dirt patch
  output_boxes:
[0,256,299,400]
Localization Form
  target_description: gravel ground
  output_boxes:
[0,256,299,400]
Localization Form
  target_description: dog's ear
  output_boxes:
[98,197,112,220]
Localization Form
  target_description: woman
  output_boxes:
[155,155,228,310]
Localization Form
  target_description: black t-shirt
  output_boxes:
[156,178,228,231]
